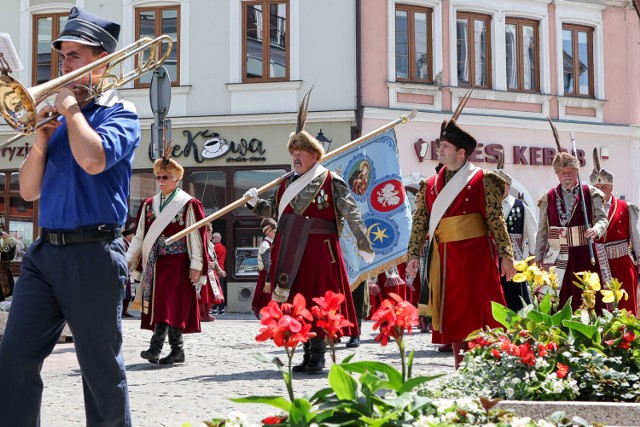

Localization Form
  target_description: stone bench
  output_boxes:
[498,400,640,426]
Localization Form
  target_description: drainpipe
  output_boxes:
[353,0,363,140]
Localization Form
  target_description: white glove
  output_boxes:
[359,250,375,264]
[244,188,259,207]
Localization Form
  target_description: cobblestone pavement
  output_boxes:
[39,313,453,427]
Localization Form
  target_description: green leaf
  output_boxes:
[491,302,520,328]
[252,353,285,369]
[340,361,403,390]
[526,310,552,326]
[551,301,573,326]
[563,320,598,340]
[396,375,442,395]
[230,396,291,412]
[289,398,312,426]
[539,292,552,314]
[328,364,358,401]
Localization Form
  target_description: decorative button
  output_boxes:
[467,186,472,190]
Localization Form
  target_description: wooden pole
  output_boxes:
[165,110,416,244]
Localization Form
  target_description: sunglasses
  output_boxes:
[155,175,171,181]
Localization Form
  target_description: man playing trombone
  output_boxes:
[0,8,138,426]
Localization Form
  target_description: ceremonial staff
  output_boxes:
[570,131,596,265]
[165,109,417,244]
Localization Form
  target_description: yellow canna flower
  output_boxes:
[601,290,615,303]
[513,273,528,283]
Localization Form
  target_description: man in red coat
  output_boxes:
[243,91,373,373]
[127,158,208,365]
[535,151,608,312]
[590,149,640,314]
[407,119,516,369]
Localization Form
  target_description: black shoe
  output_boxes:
[304,358,325,373]
[218,307,226,315]
[346,336,360,348]
[292,362,308,373]
[159,350,185,365]
[210,307,219,315]
[140,349,160,364]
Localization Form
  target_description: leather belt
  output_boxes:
[41,224,122,247]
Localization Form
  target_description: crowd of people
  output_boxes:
[0,6,638,426]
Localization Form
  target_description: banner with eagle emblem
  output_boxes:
[323,128,411,287]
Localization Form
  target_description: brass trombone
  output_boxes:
[0,34,173,148]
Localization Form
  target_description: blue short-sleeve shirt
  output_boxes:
[39,90,141,230]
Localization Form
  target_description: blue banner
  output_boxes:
[323,128,411,286]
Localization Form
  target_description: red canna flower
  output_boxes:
[262,415,288,424]
[519,343,536,366]
[256,294,316,348]
[556,363,569,379]
[619,340,631,349]
[371,293,418,346]
[623,331,636,343]
[537,343,548,357]
[311,291,354,343]
[491,349,502,360]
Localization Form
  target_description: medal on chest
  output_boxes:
[314,189,330,210]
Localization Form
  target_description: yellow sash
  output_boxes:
[428,213,488,331]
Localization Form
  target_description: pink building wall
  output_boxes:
[359,1,640,205]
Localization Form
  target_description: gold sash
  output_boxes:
[428,213,488,331]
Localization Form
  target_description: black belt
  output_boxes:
[41,224,122,247]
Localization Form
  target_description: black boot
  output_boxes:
[292,342,310,373]
[141,323,169,363]
[305,338,326,374]
[159,326,185,365]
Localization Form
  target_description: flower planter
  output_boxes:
[497,400,640,426]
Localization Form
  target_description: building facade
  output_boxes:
[361,0,640,212]
[1,0,639,310]
[0,0,359,311]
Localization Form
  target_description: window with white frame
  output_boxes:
[395,4,433,83]
[562,23,594,97]
[242,0,289,82]
[505,17,539,92]
[456,12,491,88]
[135,5,180,87]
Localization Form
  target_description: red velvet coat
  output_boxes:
[546,185,605,312]
[270,173,359,338]
[596,197,637,314]
[135,197,208,333]
[424,168,506,344]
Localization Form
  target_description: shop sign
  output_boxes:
[420,141,586,167]
[1,142,31,161]
[147,129,267,163]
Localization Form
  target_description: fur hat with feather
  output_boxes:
[287,86,325,158]
[545,116,579,174]
[589,148,614,185]
[439,88,477,157]
[153,142,184,180]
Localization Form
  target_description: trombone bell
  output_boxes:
[0,72,37,134]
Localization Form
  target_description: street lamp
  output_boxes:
[316,129,332,153]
